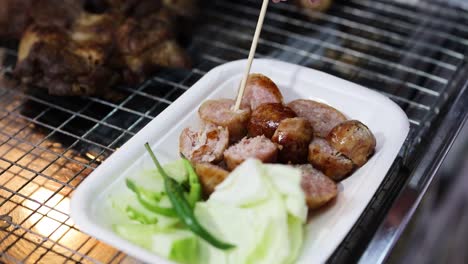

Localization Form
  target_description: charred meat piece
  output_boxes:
[224,135,278,171]
[199,99,251,143]
[194,163,229,197]
[272,117,314,164]
[15,23,117,96]
[308,137,355,181]
[327,120,376,167]
[288,99,347,138]
[161,0,198,18]
[9,0,196,96]
[105,0,197,18]
[248,103,297,138]
[116,12,190,83]
[0,0,33,39]
[0,0,82,39]
[241,74,283,110]
[29,0,83,28]
[179,123,229,164]
[297,164,338,210]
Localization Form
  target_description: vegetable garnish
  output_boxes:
[126,179,177,217]
[181,156,202,208]
[125,206,158,225]
[145,143,235,250]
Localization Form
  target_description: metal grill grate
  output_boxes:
[1,0,468,263]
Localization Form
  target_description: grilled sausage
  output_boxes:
[194,163,229,197]
[223,135,278,171]
[298,0,333,12]
[327,120,376,167]
[308,137,355,181]
[241,73,283,110]
[287,99,347,138]
[199,99,251,143]
[272,117,314,164]
[297,164,338,210]
[248,103,297,139]
[179,123,229,164]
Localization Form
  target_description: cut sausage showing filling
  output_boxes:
[199,99,251,143]
[308,137,355,181]
[288,99,347,138]
[297,164,338,210]
[194,163,229,197]
[241,73,283,110]
[328,120,376,167]
[248,103,296,139]
[179,123,229,163]
[224,135,278,171]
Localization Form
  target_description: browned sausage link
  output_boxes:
[248,103,296,139]
[308,137,355,181]
[179,122,229,164]
[298,0,333,12]
[241,73,283,110]
[272,117,314,164]
[194,163,229,197]
[223,135,278,171]
[297,164,338,210]
[199,99,251,143]
[287,99,346,138]
[327,120,376,167]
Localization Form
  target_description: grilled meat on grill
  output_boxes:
[116,12,190,83]
[14,12,119,96]
[0,0,32,39]
[0,0,196,96]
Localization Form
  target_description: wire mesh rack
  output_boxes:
[1,0,468,263]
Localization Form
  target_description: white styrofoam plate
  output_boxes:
[71,59,410,264]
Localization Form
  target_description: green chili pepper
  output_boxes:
[125,206,158,225]
[145,143,235,250]
[181,158,202,208]
[126,179,177,217]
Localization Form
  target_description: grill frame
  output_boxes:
[1,0,468,263]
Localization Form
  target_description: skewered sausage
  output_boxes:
[272,117,313,164]
[194,163,229,197]
[241,74,283,110]
[327,120,376,167]
[248,103,296,138]
[297,164,338,210]
[287,99,346,138]
[223,135,278,171]
[308,137,355,181]
[199,99,251,143]
[179,122,229,163]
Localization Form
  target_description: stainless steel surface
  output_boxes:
[1,0,468,263]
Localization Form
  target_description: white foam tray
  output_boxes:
[71,59,410,264]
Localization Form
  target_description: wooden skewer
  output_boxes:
[233,0,270,111]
